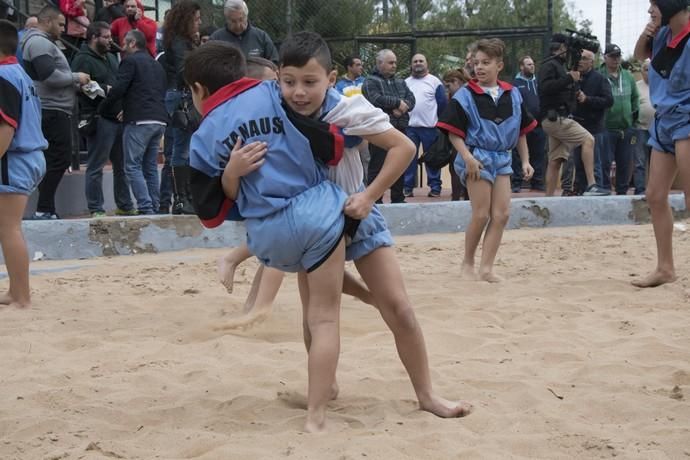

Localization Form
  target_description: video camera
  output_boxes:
[561,29,600,70]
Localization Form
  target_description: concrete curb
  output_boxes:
[7,195,687,263]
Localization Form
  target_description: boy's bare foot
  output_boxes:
[213,304,272,331]
[478,271,503,283]
[461,263,477,280]
[217,256,238,293]
[631,268,677,288]
[304,408,327,433]
[419,394,473,418]
[0,292,30,309]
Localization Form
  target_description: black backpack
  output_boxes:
[420,129,454,170]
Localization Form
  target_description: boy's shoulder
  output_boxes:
[202,79,278,120]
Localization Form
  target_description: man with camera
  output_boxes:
[538,33,609,196]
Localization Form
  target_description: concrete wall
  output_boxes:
[8,194,687,264]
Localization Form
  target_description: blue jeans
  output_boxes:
[404,126,441,193]
[85,117,133,213]
[165,89,192,167]
[123,123,165,214]
[572,131,607,193]
[632,128,650,195]
[602,128,635,194]
[159,124,174,209]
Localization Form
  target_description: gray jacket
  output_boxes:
[209,23,278,63]
[20,28,79,114]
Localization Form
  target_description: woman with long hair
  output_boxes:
[162,0,201,214]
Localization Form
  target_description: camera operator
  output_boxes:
[538,33,609,196]
[561,49,614,195]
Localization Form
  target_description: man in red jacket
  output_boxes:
[110,0,156,57]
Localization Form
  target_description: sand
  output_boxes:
[1,224,689,459]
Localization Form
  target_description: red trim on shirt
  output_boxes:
[327,124,344,166]
[467,79,484,94]
[0,108,18,129]
[201,78,263,118]
[520,119,538,136]
[437,121,465,139]
[668,20,690,49]
[200,198,235,229]
[467,78,513,95]
[0,56,18,66]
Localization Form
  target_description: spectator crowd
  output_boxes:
[6,0,662,219]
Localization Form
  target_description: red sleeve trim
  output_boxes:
[0,56,18,66]
[0,108,18,129]
[200,198,235,229]
[436,121,465,139]
[327,124,344,166]
[520,119,538,136]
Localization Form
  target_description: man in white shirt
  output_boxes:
[404,53,447,197]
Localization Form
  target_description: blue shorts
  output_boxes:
[346,204,393,261]
[453,148,512,185]
[649,112,690,155]
[246,180,347,273]
[0,150,46,195]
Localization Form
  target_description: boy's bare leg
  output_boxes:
[462,179,492,280]
[303,240,345,433]
[0,194,31,308]
[300,270,340,402]
[676,139,690,214]
[354,246,473,418]
[217,244,253,293]
[343,270,374,305]
[632,150,678,288]
[478,175,511,283]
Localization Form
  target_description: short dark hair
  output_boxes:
[124,29,146,50]
[86,21,110,41]
[199,25,216,38]
[184,41,247,95]
[37,5,62,23]
[518,55,533,67]
[279,31,332,72]
[342,55,360,69]
[247,55,277,79]
[0,19,18,56]
[476,38,505,61]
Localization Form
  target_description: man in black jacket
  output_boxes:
[72,21,135,217]
[103,29,167,215]
[538,34,608,196]
[362,49,415,203]
[561,49,614,195]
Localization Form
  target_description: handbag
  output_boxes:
[172,92,201,132]
[420,129,454,170]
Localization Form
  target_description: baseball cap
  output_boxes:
[604,44,622,57]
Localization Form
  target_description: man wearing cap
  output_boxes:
[537,33,609,196]
[600,43,639,195]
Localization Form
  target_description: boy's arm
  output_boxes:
[344,128,414,218]
[220,139,267,200]
[0,76,20,158]
[0,121,14,158]
[516,134,534,180]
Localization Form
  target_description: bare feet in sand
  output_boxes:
[632,268,677,288]
[213,304,273,331]
[419,394,473,418]
[0,292,30,309]
[304,409,327,433]
[461,263,477,280]
[478,270,502,283]
[217,255,238,293]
